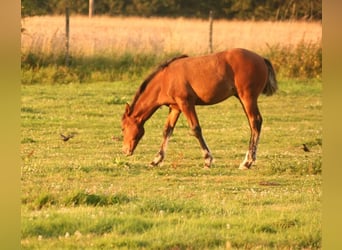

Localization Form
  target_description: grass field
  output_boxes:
[21,78,322,249]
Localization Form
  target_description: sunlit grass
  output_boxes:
[21,16,321,56]
[21,79,322,249]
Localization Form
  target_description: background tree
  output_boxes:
[21,0,321,20]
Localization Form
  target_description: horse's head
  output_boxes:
[121,103,145,156]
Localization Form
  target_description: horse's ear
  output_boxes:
[125,103,131,115]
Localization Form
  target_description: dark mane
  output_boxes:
[128,54,188,114]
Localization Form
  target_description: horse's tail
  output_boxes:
[262,58,278,96]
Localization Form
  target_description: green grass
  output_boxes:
[21,42,321,84]
[264,41,322,79]
[21,79,322,249]
[21,52,182,84]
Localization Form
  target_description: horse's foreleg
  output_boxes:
[238,99,262,169]
[179,102,213,168]
[151,107,180,166]
[191,126,213,168]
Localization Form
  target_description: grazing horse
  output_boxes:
[121,48,277,169]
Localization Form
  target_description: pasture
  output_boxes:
[21,79,322,249]
[21,16,321,56]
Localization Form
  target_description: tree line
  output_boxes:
[22,0,321,21]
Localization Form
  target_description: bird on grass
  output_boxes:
[60,133,75,142]
[302,143,310,152]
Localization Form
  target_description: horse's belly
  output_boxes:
[194,81,235,105]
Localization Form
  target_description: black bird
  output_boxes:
[60,133,74,142]
[302,143,310,152]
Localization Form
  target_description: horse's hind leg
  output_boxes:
[151,107,180,166]
[238,97,263,169]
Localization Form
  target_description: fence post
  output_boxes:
[208,10,214,54]
[65,7,70,66]
[89,0,94,18]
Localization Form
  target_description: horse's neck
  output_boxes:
[131,83,160,124]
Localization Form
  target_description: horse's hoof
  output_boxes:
[238,165,250,170]
[150,161,159,167]
[239,161,252,170]
[151,152,164,167]
[239,157,253,170]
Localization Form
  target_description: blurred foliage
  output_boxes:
[22,0,321,20]
[264,40,322,79]
[21,41,321,84]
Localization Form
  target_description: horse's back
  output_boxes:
[224,48,267,74]
[164,52,236,105]
[161,48,268,105]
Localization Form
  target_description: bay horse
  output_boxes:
[121,48,277,169]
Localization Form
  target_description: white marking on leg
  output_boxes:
[203,150,213,168]
[151,137,169,166]
[239,151,251,170]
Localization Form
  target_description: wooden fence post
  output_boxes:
[89,0,94,18]
[65,7,70,66]
[208,10,214,54]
